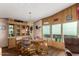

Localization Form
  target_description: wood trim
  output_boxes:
[42,4,78,25]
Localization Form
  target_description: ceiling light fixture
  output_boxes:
[28,11,32,21]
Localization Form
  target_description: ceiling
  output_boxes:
[0,3,74,21]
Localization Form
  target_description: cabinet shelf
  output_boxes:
[8,18,28,48]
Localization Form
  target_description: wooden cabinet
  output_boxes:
[20,25,26,36]
[8,37,16,48]
[8,18,27,48]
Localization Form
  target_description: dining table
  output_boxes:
[30,39,48,55]
[31,40,47,48]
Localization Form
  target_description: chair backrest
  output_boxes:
[66,52,72,56]
[65,48,72,56]
[21,37,31,48]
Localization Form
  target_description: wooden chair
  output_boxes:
[32,40,48,56]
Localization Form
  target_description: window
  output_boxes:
[63,21,77,38]
[52,24,61,34]
[43,25,50,39]
[52,24,62,42]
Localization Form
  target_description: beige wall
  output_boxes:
[27,21,35,39]
[0,19,8,47]
[34,20,42,39]
[26,20,42,39]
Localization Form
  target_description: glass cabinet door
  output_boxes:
[8,24,14,37]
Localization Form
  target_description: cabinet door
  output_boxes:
[8,38,16,48]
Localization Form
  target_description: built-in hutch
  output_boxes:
[8,18,28,48]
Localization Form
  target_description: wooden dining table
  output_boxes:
[31,40,48,55]
[31,40,44,48]
[16,39,48,55]
[31,40,45,44]
[31,40,47,46]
